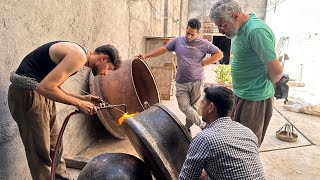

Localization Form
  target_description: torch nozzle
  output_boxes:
[78,90,128,114]
[98,103,128,114]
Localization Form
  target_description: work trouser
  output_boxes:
[8,84,70,180]
[175,80,206,129]
[231,96,274,146]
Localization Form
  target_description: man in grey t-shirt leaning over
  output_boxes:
[137,18,223,131]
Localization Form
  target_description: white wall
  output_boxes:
[266,0,320,92]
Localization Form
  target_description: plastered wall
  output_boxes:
[0,0,188,178]
[188,0,267,22]
[266,0,320,92]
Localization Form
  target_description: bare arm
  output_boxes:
[201,49,223,66]
[36,52,86,107]
[60,87,102,105]
[138,46,168,59]
[35,44,97,115]
[199,169,208,180]
[59,87,85,100]
[266,58,283,83]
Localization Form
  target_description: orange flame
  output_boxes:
[118,112,138,125]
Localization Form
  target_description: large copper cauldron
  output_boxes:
[90,58,160,139]
[77,153,152,180]
[122,104,192,180]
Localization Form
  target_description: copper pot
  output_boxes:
[77,153,152,180]
[90,58,160,139]
[122,104,191,180]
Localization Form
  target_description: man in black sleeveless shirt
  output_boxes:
[8,41,121,180]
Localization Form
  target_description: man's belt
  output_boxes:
[10,71,39,90]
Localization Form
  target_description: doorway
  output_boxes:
[212,36,231,64]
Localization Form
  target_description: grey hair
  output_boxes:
[209,0,242,21]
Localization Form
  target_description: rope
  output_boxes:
[50,110,80,180]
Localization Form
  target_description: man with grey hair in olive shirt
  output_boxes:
[138,18,223,132]
[210,0,283,145]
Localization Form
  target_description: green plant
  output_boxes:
[213,64,232,84]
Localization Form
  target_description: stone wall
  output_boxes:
[0,0,188,178]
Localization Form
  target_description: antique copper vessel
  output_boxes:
[122,104,191,180]
[90,58,160,139]
[77,153,152,180]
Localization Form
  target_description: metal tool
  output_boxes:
[98,102,128,114]
[51,90,128,180]
[276,122,298,142]
[81,90,127,114]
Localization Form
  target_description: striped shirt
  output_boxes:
[179,117,266,180]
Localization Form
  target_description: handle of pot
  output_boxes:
[143,101,151,109]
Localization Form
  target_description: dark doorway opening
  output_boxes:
[212,36,231,64]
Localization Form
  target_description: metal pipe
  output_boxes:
[100,104,128,114]
[164,0,168,37]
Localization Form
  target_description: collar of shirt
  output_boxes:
[208,117,232,128]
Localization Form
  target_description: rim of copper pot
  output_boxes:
[123,104,192,179]
[130,58,161,110]
[89,58,161,139]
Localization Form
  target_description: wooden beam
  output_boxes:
[65,155,90,170]
[287,81,305,87]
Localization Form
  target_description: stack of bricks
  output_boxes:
[203,22,216,34]
[202,22,219,42]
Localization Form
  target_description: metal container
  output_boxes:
[77,153,152,180]
[122,104,192,180]
[90,58,160,139]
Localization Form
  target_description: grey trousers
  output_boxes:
[8,84,70,180]
[231,95,274,146]
[175,80,206,129]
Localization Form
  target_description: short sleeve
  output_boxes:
[249,28,277,64]
[206,41,219,55]
[165,38,177,51]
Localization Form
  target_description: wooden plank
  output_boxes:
[65,155,90,170]
[287,81,305,87]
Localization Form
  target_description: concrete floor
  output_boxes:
[69,90,320,180]
[68,64,320,179]
[70,96,320,179]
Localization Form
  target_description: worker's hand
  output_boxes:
[201,60,205,66]
[136,54,146,60]
[199,169,207,180]
[82,95,103,105]
[77,100,98,115]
